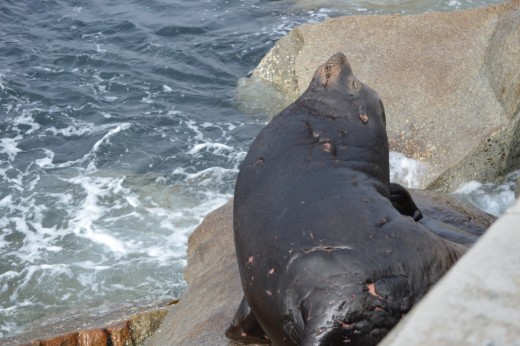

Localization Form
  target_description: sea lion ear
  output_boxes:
[348,78,362,93]
[379,100,387,124]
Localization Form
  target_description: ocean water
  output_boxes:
[0,0,510,339]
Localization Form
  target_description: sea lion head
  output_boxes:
[294,52,389,189]
[302,52,386,125]
[309,52,359,92]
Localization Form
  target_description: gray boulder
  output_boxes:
[146,200,262,346]
[237,0,520,190]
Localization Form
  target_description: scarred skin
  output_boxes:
[227,53,466,346]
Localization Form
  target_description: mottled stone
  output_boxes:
[18,341,40,346]
[39,333,78,346]
[128,309,167,345]
[1,304,168,346]
[106,322,132,346]
[77,329,108,346]
[238,0,520,190]
[147,200,254,346]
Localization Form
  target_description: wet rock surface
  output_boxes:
[1,302,170,346]
[147,200,255,346]
[237,0,520,190]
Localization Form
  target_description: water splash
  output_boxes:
[453,170,520,216]
[389,151,431,188]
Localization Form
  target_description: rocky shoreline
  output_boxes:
[2,301,171,346]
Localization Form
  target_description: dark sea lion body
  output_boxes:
[228,53,465,346]
[389,183,495,246]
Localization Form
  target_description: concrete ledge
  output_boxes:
[380,199,520,346]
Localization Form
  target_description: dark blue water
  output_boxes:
[0,0,508,339]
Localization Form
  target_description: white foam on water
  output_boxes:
[35,149,55,168]
[141,91,154,104]
[0,70,9,91]
[45,123,96,137]
[95,44,107,53]
[72,260,110,271]
[448,0,462,6]
[187,142,234,156]
[0,104,204,335]
[185,119,205,142]
[93,123,131,153]
[100,112,113,118]
[453,169,520,216]
[12,110,41,135]
[388,152,518,216]
[454,180,482,194]
[67,174,129,256]
[289,0,507,14]
[389,151,431,188]
[0,137,22,161]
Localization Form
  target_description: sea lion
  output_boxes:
[227,52,466,346]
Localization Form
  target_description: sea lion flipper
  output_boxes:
[225,297,269,344]
[419,216,478,246]
[389,183,423,221]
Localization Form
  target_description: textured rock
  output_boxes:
[77,329,108,346]
[148,195,495,346]
[106,322,132,346]
[128,310,167,345]
[238,0,520,190]
[408,188,496,234]
[39,333,78,346]
[146,200,260,346]
[515,176,520,199]
[1,304,169,346]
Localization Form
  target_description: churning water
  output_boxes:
[0,0,510,339]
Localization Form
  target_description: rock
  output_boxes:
[146,200,260,346]
[106,322,132,346]
[515,176,520,199]
[147,195,495,346]
[237,0,520,190]
[409,188,496,234]
[78,329,108,346]
[1,303,169,346]
[39,333,78,346]
[128,310,167,345]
